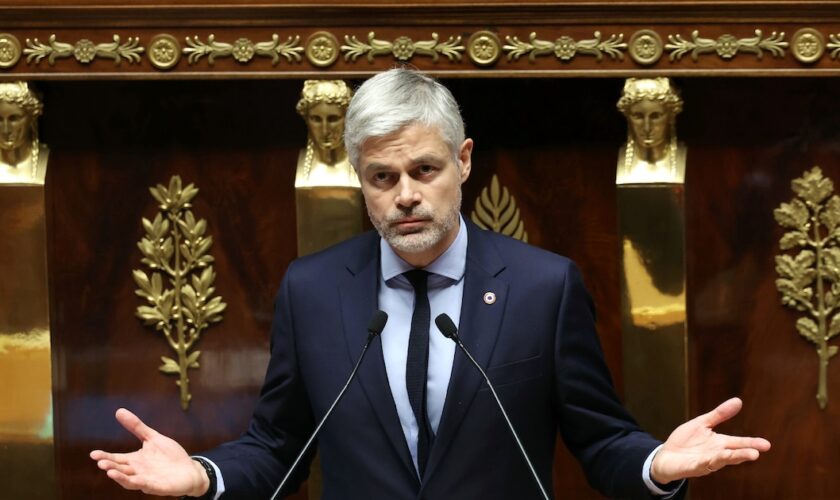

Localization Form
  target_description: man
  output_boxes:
[91,69,770,499]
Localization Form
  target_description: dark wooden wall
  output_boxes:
[40,76,840,498]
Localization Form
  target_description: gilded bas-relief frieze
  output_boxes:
[503,32,626,62]
[24,35,144,65]
[470,174,528,243]
[665,29,787,61]
[1,27,840,72]
[774,166,840,410]
[184,34,303,65]
[341,32,464,62]
[134,176,227,411]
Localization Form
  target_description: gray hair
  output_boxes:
[344,68,465,171]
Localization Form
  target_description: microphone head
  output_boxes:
[367,310,388,336]
[434,313,458,340]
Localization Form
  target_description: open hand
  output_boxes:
[651,397,771,484]
[89,408,209,497]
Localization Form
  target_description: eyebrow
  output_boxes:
[362,153,448,173]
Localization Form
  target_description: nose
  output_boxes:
[643,115,652,134]
[395,176,421,208]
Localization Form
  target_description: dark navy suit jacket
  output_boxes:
[203,220,669,499]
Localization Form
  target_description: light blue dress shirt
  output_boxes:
[378,215,467,476]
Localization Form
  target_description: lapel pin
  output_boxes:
[483,291,496,305]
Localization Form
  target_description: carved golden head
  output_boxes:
[296,80,352,155]
[617,78,682,152]
[0,82,42,154]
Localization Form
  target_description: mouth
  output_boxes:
[391,217,429,232]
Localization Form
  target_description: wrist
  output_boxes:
[181,457,216,499]
[650,450,674,485]
[191,459,211,497]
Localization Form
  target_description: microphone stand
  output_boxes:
[435,314,550,500]
[268,311,388,500]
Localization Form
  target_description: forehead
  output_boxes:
[628,99,667,114]
[0,101,25,116]
[359,124,449,165]
[308,101,344,117]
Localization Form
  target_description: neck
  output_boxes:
[0,146,30,168]
[315,145,347,166]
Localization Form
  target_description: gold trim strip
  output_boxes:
[341,32,464,63]
[503,31,626,62]
[24,34,143,65]
[666,29,787,61]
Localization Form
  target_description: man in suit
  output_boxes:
[91,68,770,499]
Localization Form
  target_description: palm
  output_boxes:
[651,398,771,484]
[90,408,205,496]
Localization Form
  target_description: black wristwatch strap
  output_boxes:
[181,457,217,500]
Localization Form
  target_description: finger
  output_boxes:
[709,447,762,471]
[97,459,136,476]
[106,468,145,491]
[702,397,742,428]
[90,450,131,464]
[720,435,772,452]
[115,408,157,442]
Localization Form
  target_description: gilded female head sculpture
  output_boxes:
[295,80,356,187]
[616,78,685,184]
[0,82,44,182]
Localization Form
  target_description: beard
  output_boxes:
[369,189,462,255]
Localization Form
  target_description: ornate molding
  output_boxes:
[183,34,303,65]
[503,31,626,62]
[0,33,21,69]
[791,28,825,63]
[666,29,787,61]
[828,33,840,59]
[134,175,227,411]
[305,31,340,68]
[774,166,840,410]
[341,32,464,62]
[24,34,143,66]
[628,29,663,66]
[467,30,502,67]
[148,34,181,70]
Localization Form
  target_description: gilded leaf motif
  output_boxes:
[134,175,226,411]
[775,166,840,409]
[471,174,528,243]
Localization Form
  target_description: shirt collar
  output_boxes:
[380,215,467,283]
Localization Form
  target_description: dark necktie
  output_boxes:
[403,269,434,478]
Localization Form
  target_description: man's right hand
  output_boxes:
[90,408,210,497]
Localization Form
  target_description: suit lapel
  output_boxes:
[339,235,419,485]
[422,222,508,483]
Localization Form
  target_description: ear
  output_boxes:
[458,138,473,184]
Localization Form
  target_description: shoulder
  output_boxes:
[469,222,576,278]
[285,230,379,286]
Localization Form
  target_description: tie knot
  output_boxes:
[403,269,429,292]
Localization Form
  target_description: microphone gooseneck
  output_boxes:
[434,313,550,500]
[269,310,388,500]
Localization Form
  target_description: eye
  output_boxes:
[372,171,391,183]
[417,164,438,176]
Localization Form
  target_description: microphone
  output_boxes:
[269,310,388,500]
[435,313,550,500]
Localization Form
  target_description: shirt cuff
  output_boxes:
[642,444,685,498]
[193,456,226,500]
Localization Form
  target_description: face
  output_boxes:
[627,99,670,150]
[306,102,345,153]
[359,123,472,267]
[0,101,30,152]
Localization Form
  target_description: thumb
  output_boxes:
[115,408,157,442]
[701,397,742,428]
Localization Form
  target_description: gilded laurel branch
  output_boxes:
[774,166,840,410]
[134,175,226,410]
[471,174,528,242]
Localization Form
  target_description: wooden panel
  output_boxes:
[42,75,840,499]
[683,77,840,498]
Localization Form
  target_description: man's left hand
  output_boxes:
[651,397,771,484]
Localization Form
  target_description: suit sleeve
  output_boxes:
[201,261,316,499]
[554,261,677,499]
